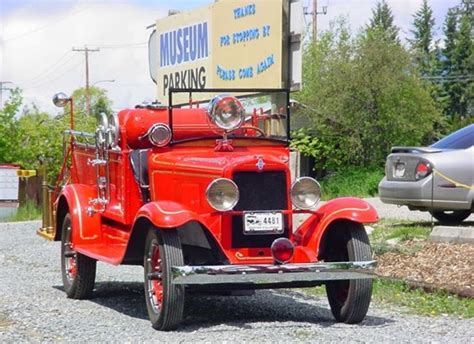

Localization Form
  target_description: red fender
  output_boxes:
[134,201,212,229]
[293,197,378,261]
[58,184,101,245]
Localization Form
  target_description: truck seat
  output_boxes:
[129,149,150,203]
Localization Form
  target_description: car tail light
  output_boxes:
[271,238,294,264]
[415,161,432,180]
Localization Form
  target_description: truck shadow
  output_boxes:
[55,281,394,330]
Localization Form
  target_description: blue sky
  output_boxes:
[0,0,459,113]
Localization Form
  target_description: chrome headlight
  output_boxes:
[206,178,239,211]
[148,123,172,147]
[207,95,244,130]
[291,177,321,209]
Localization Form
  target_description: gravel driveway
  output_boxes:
[1,221,473,342]
[365,197,474,223]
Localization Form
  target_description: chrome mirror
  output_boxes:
[52,92,70,107]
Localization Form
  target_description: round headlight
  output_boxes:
[206,178,239,211]
[291,177,321,210]
[96,113,108,146]
[148,123,172,147]
[207,95,244,130]
[107,113,120,149]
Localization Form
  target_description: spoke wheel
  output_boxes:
[429,210,471,224]
[61,214,96,299]
[144,229,185,331]
[324,221,373,324]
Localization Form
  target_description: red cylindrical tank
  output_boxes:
[118,107,220,149]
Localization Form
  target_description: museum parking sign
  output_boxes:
[152,0,288,104]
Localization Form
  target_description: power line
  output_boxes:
[23,59,84,90]
[3,5,91,42]
[18,51,78,85]
[99,42,147,49]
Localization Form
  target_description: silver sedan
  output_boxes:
[379,124,474,224]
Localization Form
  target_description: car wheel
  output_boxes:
[429,210,471,224]
[324,222,373,324]
[144,228,185,331]
[61,213,97,299]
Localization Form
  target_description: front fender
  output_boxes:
[134,201,213,229]
[58,184,101,245]
[294,197,378,260]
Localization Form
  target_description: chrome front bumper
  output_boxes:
[171,261,376,286]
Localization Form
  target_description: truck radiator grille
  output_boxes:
[231,171,289,248]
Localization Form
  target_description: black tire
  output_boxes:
[144,228,185,331]
[324,221,373,324]
[429,210,471,224]
[61,213,97,299]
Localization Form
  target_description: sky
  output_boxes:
[0,0,458,115]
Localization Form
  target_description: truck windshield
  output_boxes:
[168,88,290,144]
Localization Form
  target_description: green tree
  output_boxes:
[369,0,399,42]
[409,0,436,76]
[442,6,474,119]
[15,105,68,180]
[295,20,441,171]
[0,88,22,163]
[69,86,113,121]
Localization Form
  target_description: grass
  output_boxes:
[5,200,42,222]
[304,279,474,318]
[302,219,474,318]
[320,166,384,200]
[369,220,432,255]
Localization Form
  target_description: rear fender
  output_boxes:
[294,197,378,260]
[58,184,101,245]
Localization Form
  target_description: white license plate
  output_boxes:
[244,212,283,234]
[394,163,406,178]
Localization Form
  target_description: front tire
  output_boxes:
[144,228,185,331]
[61,213,97,299]
[429,210,471,224]
[324,221,373,324]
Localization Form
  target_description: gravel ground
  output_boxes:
[1,221,473,342]
[364,197,474,223]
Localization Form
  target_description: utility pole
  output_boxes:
[306,0,328,43]
[0,81,13,107]
[312,0,317,43]
[72,46,100,116]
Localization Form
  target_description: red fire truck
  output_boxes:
[38,88,378,330]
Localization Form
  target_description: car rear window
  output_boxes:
[431,124,474,149]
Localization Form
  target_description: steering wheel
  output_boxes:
[228,125,265,137]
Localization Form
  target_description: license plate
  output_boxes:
[244,212,283,234]
[394,162,406,178]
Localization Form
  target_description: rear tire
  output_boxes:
[324,222,373,324]
[144,228,185,331]
[61,214,97,299]
[429,210,471,224]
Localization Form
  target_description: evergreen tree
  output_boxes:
[409,0,436,75]
[369,0,399,42]
[442,6,474,118]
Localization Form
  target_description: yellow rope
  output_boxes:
[433,168,474,190]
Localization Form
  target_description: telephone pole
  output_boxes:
[306,0,328,43]
[72,46,100,115]
[0,81,13,107]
